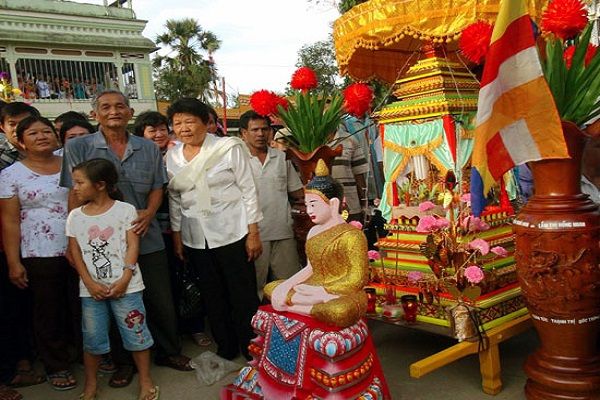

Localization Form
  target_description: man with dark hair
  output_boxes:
[60,90,191,389]
[0,102,40,162]
[240,110,303,298]
[0,102,42,398]
[53,111,88,132]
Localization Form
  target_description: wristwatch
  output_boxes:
[123,263,137,275]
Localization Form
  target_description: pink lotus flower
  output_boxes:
[407,271,423,283]
[468,238,490,255]
[416,215,438,232]
[491,246,508,257]
[417,216,449,232]
[418,201,436,212]
[349,220,363,230]
[464,265,485,284]
[434,217,450,230]
[368,250,381,261]
[461,216,490,232]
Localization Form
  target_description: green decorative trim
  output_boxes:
[481,309,529,331]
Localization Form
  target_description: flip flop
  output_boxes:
[139,385,159,400]
[99,354,117,374]
[0,385,22,400]
[154,355,193,371]
[78,391,97,400]
[191,332,213,347]
[108,365,136,388]
[47,370,77,391]
[7,369,45,388]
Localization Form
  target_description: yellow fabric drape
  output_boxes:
[332,0,548,83]
[384,134,447,183]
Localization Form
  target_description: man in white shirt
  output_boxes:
[36,76,51,99]
[240,111,304,299]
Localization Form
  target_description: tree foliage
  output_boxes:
[293,35,341,93]
[336,0,368,13]
[306,0,368,14]
[153,18,221,102]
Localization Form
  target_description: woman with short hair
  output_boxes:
[0,116,76,391]
[166,98,261,360]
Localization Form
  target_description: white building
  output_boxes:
[0,0,157,118]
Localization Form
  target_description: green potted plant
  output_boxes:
[249,66,373,183]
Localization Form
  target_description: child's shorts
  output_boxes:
[81,291,154,355]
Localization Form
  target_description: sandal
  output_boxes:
[139,385,159,400]
[191,332,213,347]
[154,355,193,371]
[108,365,136,388]
[0,385,22,400]
[47,370,77,391]
[99,353,117,374]
[78,391,97,400]
[8,368,45,388]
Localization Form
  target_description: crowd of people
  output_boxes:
[0,89,380,400]
[16,74,135,101]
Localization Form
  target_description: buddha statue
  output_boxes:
[222,160,390,400]
[265,159,369,328]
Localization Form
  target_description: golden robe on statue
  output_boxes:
[264,223,368,328]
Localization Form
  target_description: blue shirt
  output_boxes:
[60,130,168,255]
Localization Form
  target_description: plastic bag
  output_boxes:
[190,351,242,385]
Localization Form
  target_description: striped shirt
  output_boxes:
[329,127,369,214]
[0,134,21,172]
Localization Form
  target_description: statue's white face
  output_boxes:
[305,193,333,225]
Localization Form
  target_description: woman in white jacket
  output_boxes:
[165,98,262,361]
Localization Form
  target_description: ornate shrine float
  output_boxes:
[365,43,524,337]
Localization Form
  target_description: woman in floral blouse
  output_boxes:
[0,116,77,391]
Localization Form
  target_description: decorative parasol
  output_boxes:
[333,0,548,83]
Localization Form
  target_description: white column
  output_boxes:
[133,63,143,99]
[4,48,18,89]
[114,61,124,91]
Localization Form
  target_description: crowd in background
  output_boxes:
[0,88,383,400]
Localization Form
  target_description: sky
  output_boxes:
[68,0,341,96]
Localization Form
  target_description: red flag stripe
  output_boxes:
[486,133,515,179]
[480,15,536,87]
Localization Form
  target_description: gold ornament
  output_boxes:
[315,159,329,177]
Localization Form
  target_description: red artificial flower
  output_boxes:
[342,82,373,117]
[290,67,318,91]
[250,90,288,116]
[563,43,598,68]
[459,21,493,64]
[541,0,588,40]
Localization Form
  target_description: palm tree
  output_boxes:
[153,18,222,102]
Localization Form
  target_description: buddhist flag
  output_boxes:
[470,0,569,216]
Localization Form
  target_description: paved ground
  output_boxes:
[19,319,538,399]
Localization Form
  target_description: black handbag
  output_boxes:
[176,263,203,320]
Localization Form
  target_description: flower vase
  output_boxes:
[286,145,343,185]
[286,145,343,264]
[514,121,600,400]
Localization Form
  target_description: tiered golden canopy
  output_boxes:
[333,0,548,83]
